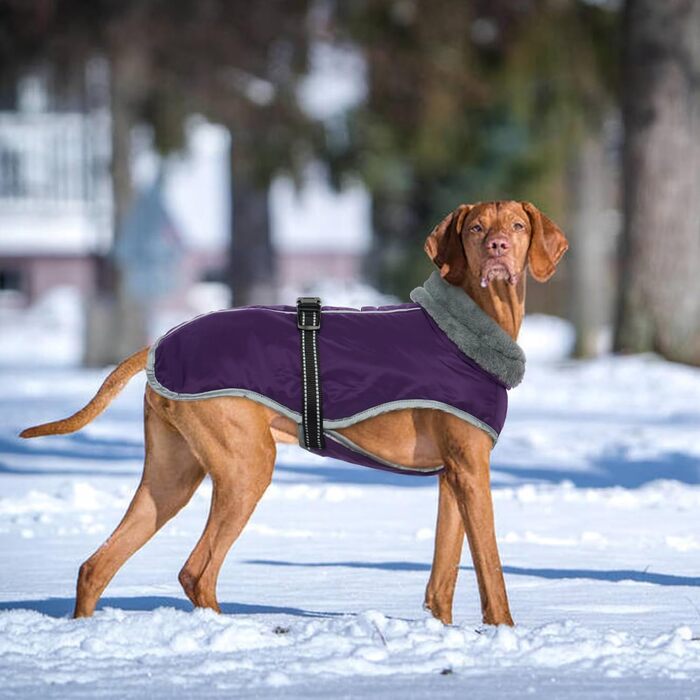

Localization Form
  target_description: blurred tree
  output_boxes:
[326,0,619,339]
[614,0,700,365]
[143,2,318,306]
[496,1,619,355]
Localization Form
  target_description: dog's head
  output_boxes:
[424,201,568,287]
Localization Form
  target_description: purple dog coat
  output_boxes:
[146,273,526,476]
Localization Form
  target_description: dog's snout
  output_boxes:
[485,235,510,257]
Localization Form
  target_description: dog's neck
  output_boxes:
[409,272,526,387]
[460,276,526,341]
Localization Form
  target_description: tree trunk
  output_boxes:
[84,40,149,366]
[229,143,277,306]
[366,179,433,299]
[614,0,700,364]
[568,131,616,358]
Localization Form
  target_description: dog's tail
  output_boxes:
[19,347,150,439]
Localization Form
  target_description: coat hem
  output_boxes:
[324,430,444,475]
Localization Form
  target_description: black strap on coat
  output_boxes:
[296,297,325,450]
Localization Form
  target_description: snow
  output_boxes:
[1,609,697,696]
[278,278,399,310]
[0,286,84,367]
[516,313,575,362]
[1,315,699,698]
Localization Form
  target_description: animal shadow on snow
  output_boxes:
[0,430,144,478]
[276,448,700,490]
[0,596,342,619]
[246,560,700,588]
[492,450,699,489]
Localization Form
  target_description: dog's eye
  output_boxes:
[470,224,483,234]
[513,222,524,231]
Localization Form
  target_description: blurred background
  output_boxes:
[0,0,698,368]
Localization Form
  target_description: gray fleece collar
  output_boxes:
[410,271,526,388]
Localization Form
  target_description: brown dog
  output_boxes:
[20,200,567,626]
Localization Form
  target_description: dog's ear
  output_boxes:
[424,205,473,285]
[522,202,569,283]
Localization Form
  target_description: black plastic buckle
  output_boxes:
[296,297,322,330]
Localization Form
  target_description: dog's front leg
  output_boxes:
[424,473,464,624]
[440,417,514,626]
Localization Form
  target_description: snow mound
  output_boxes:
[0,286,84,367]
[494,480,700,511]
[0,482,129,517]
[0,608,697,693]
[278,279,398,309]
[518,314,575,362]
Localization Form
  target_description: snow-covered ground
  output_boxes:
[1,315,699,699]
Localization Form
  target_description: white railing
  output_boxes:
[0,110,113,250]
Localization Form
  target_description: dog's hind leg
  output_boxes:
[424,473,465,624]
[73,400,205,618]
[174,398,275,612]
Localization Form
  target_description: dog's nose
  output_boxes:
[486,235,510,256]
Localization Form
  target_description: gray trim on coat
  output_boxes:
[322,400,498,443]
[410,271,526,388]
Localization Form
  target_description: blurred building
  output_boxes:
[0,68,229,322]
[0,67,112,307]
